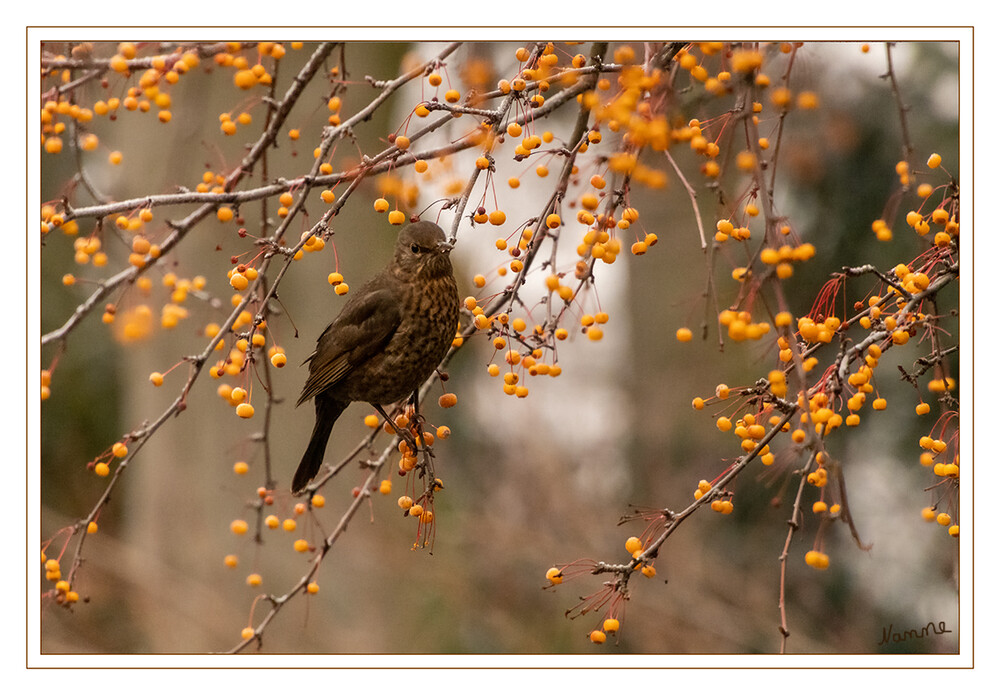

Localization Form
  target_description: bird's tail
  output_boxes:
[292,396,347,493]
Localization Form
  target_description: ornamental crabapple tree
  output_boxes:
[38,39,959,653]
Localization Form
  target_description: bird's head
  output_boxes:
[392,221,454,279]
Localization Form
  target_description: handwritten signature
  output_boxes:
[879,621,952,646]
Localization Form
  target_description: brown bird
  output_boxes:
[292,221,459,493]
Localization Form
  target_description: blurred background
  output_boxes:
[38,38,960,655]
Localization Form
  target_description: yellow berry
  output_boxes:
[233,69,256,89]
[229,272,249,291]
[804,550,830,570]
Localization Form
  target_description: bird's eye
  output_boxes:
[410,243,421,254]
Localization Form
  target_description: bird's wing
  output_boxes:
[296,285,402,406]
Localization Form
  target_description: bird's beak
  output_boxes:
[437,239,455,254]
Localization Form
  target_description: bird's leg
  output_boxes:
[373,403,417,452]
[408,389,434,458]
[408,390,437,485]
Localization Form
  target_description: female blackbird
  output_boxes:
[292,221,459,493]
